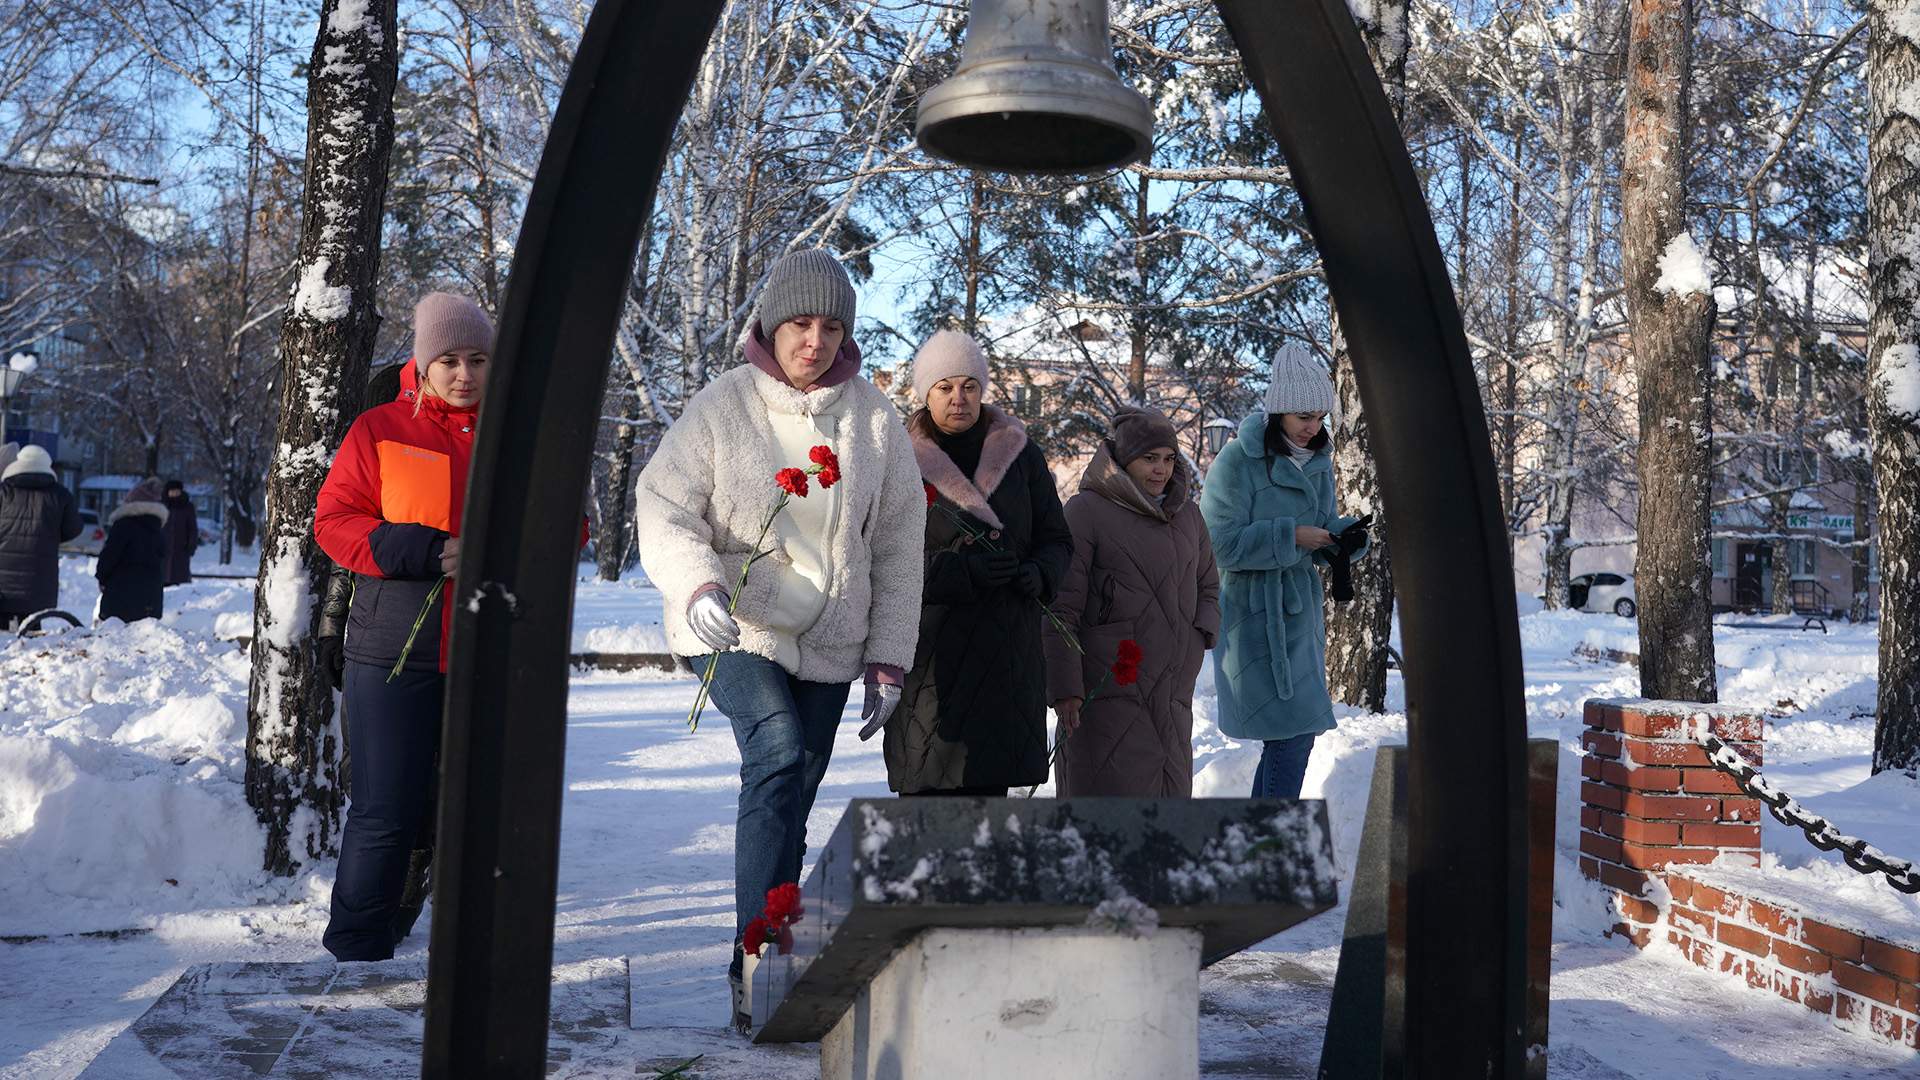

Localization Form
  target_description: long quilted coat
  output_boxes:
[1043,445,1219,796]
[885,406,1072,792]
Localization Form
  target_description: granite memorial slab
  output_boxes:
[753,796,1339,1047]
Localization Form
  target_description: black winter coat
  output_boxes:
[0,472,81,616]
[163,494,198,585]
[886,407,1073,792]
[97,503,169,623]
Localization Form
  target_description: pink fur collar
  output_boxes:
[912,404,1028,531]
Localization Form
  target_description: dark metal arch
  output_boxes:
[425,1,1528,1076]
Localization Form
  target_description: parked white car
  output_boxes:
[59,509,107,557]
[1569,572,1637,618]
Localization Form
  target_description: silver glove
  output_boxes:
[688,591,741,652]
[858,683,902,741]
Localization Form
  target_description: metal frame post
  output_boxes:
[1214,1,1531,1072]
[420,1,728,1074]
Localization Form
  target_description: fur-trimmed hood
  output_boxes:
[110,500,169,526]
[910,404,1028,531]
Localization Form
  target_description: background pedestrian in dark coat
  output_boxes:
[0,444,81,628]
[161,479,199,586]
[97,478,170,623]
[885,331,1073,796]
[1045,407,1219,796]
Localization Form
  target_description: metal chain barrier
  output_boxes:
[1684,716,1920,894]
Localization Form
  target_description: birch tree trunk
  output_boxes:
[1326,0,1408,712]
[1623,0,1718,702]
[1869,0,1920,774]
[244,0,399,875]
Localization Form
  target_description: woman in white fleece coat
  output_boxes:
[634,249,925,1030]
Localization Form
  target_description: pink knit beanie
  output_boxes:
[413,292,495,374]
[911,330,989,401]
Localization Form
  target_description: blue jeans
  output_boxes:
[1251,732,1318,799]
[697,652,851,976]
[325,660,442,961]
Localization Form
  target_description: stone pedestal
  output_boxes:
[821,926,1203,1080]
[754,795,1339,1077]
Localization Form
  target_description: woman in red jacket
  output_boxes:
[313,292,492,961]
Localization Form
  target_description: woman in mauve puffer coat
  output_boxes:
[1044,406,1218,797]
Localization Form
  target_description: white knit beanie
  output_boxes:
[1263,342,1336,416]
[2,444,53,481]
[911,330,990,401]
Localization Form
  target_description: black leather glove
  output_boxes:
[1015,561,1046,599]
[966,549,1020,590]
[316,634,346,691]
[1336,514,1373,557]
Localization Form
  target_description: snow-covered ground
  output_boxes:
[1,563,1915,1077]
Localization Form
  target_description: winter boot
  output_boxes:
[730,947,760,1034]
[390,846,434,946]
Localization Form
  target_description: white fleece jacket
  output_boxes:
[635,363,926,683]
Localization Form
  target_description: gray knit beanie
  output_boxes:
[911,330,990,401]
[1263,342,1336,416]
[413,292,495,374]
[1109,405,1178,466]
[756,250,857,339]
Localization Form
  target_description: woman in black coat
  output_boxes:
[97,477,170,623]
[881,331,1073,795]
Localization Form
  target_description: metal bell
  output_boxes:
[916,0,1153,174]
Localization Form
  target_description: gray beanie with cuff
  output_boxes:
[1263,342,1337,416]
[757,250,857,339]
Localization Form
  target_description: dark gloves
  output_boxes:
[1336,514,1372,557]
[1015,561,1046,599]
[316,633,346,691]
[965,548,1020,591]
[1326,515,1373,604]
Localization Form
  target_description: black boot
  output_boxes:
[390,846,433,946]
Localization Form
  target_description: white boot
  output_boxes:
[730,948,759,1034]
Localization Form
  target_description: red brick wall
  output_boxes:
[1666,874,1920,1050]
[1579,698,1763,945]
[1579,698,1920,1051]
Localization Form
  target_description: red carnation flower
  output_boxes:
[924,482,938,507]
[817,465,841,489]
[764,882,803,924]
[775,467,810,497]
[809,445,838,468]
[743,915,770,956]
[1116,639,1143,666]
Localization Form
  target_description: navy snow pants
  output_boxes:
[323,659,443,961]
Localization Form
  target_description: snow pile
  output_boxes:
[7,351,36,374]
[0,621,282,936]
[1653,232,1711,297]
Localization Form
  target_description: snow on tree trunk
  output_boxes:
[1622,0,1717,702]
[1869,0,1920,775]
[244,0,399,876]
[1325,0,1406,713]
